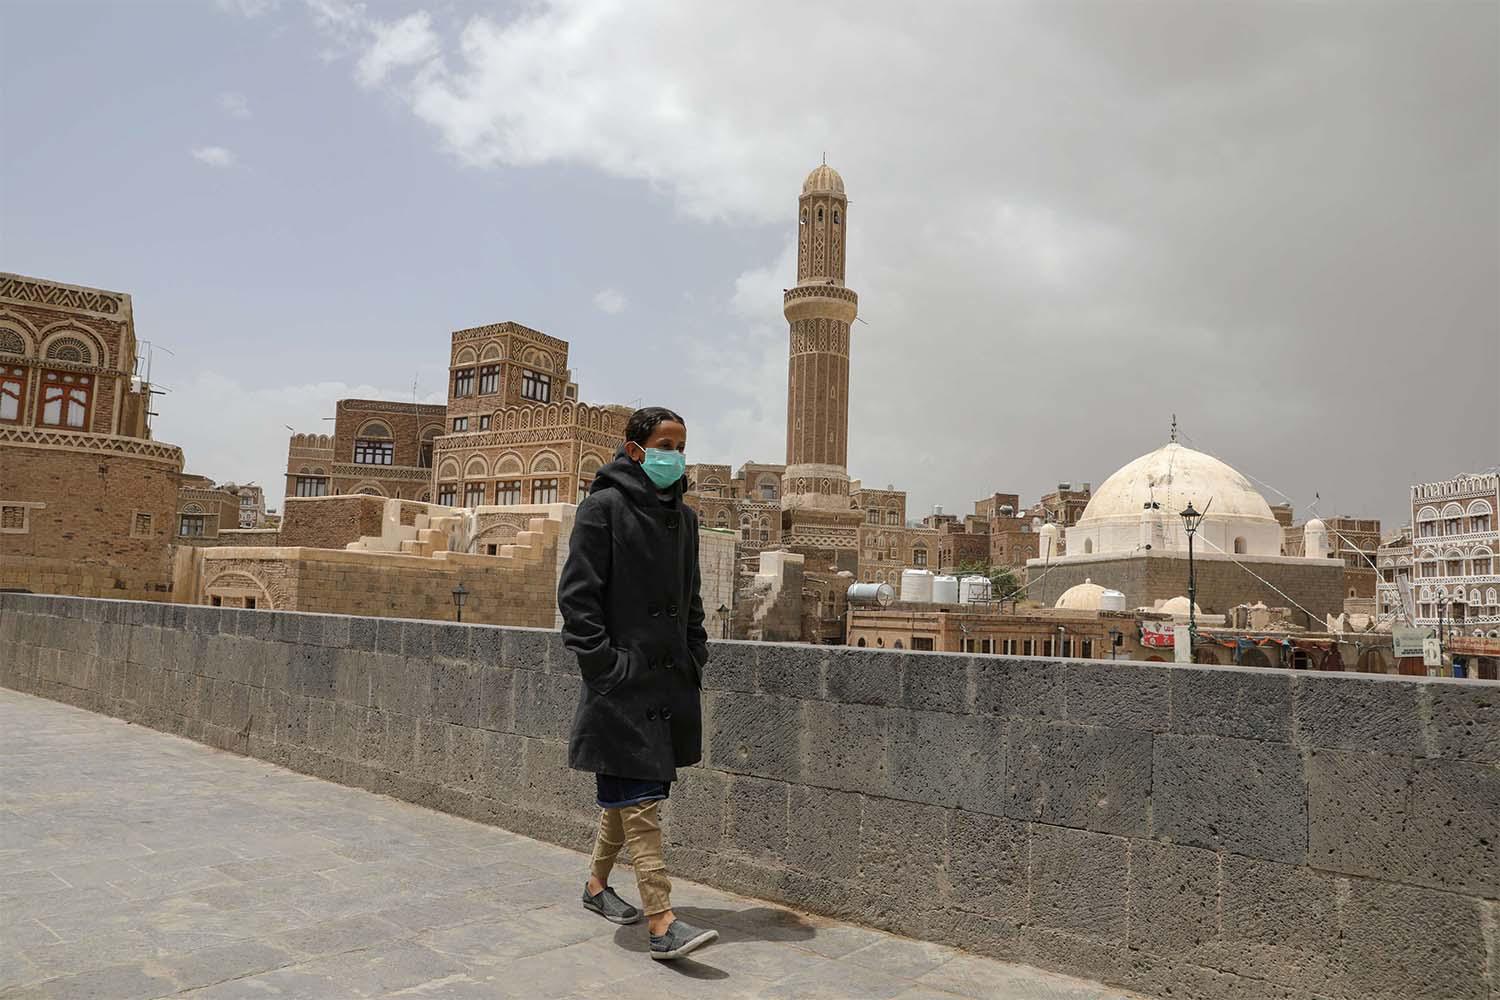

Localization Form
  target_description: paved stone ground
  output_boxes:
[0,690,1149,1000]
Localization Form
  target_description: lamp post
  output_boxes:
[1179,502,1204,646]
[451,582,468,623]
[717,604,730,640]
[1108,628,1122,661]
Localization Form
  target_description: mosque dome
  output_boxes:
[1055,578,1106,610]
[802,163,845,196]
[1064,441,1283,559]
[1158,596,1202,617]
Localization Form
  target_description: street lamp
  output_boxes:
[1108,628,1122,661]
[717,604,730,640]
[1179,501,1205,645]
[451,582,469,623]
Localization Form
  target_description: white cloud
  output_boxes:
[219,91,252,119]
[592,288,627,315]
[355,11,440,88]
[216,0,280,17]
[190,146,238,168]
[307,1,1497,523]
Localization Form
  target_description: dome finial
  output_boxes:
[1170,413,1178,444]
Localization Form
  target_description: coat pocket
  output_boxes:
[585,648,631,697]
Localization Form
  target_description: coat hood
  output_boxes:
[589,445,687,506]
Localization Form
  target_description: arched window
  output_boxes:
[833,209,841,225]
[39,370,91,428]
[856,637,867,647]
[418,427,439,469]
[715,510,729,529]
[817,207,824,223]
[45,336,92,364]
[354,422,393,465]
[1083,539,1093,554]
[1234,537,1248,554]
[0,329,25,356]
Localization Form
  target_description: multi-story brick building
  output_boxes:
[175,475,243,546]
[286,399,447,502]
[1283,514,1382,599]
[0,273,184,598]
[1392,472,1499,636]
[852,484,907,587]
[227,483,267,528]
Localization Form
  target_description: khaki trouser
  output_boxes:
[590,801,672,915]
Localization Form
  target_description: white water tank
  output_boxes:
[1039,523,1059,561]
[933,575,959,604]
[901,569,934,603]
[847,582,895,608]
[960,576,993,604]
[1100,588,1127,612]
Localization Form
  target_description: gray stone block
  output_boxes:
[858,795,948,899]
[973,657,1065,719]
[1127,840,1219,958]
[431,658,479,728]
[501,627,553,671]
[468,625,502,668]
[1170,667,1292,743]
[799,699,893,794]
[297,614,328,647]
[1335,876,1486,1000]
[784,783,861,879]
[375,618,406,656]
[757,645,826,698]
[475,729,524,800]
[707,691,804,782]
[446,725,485,792]
[1426,682,1500,763]
[1217,854,1341,988]
[395,656,435,718]
[353,707,386,764]
[433,622,469,662]
[384,713,417,772]
[1065,661,1170,732]
[412,717,451,785]
[945,809,1027,919]
[512,670,578,741]
[901,653,971,714]
[1292,674,1422,754]
[332,649,370,706]
[126,626,160,666]
[400,620,438,658]
[183,605,222,635]
[305,698,337,751]
[824,647,901,706]
[346,616,378,652]
[261,641,293,692]
[725,774,788,857]
[1307,748,1500,897]
[1028,824,1129,944]
[888,710,1006,815]
[1152,734,1307,864]
[1005,719,1152,836]
[291,645,336,701]
[702,639,756,692]
[477,665,515,733]
[665,766,729,850]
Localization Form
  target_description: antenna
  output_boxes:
[1169,413,1178,444]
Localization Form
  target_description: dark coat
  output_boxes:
[558,447,708,781]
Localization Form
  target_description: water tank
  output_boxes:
[933,505,945,517]
[933,575,959,604]
[900,569,934,603]
[1100,588,1127,613]
[847,582,895,608]
[960,576,993,604]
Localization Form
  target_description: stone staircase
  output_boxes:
[345,499,467,556]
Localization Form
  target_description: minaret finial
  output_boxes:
[1170,413,1178,443]
[822,150,826,165]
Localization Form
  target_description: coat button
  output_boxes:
[667,604,679,617]
[646,709,657,721]
[648,604,661,617]
[662,707,673,720]
[666,516,679,529]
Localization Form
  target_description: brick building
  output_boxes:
[286,399,447,502]
[175,475,243,546]
[0,273,184,599]
[1283,514,1382,599]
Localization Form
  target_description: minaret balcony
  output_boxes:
[783,284,858,324]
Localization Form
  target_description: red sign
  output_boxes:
[1139,622,1175,648]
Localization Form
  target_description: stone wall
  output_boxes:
[276,495,389,549]
[2,592,1495,1000]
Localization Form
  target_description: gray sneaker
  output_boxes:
[649,919,719,961]
[582,884,641,925]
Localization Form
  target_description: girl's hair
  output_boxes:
[625,406,686,445]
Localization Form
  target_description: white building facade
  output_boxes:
[1386,472,1500,636]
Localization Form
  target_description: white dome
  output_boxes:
[1065,441,1283,559]
[1158,596,1202,616]
[1055,578,1106,610]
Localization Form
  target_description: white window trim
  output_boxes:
[0,500,44,534]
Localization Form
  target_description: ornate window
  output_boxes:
[479,365,499,394]
[522,369,551,402]
[179,513,207,537]
[0,330,24,356]
[294,476,328,497]
[38,370,90,428]
[496,480,521,505]
[453,368,475,397]
[0,365,24,423]
[479,414,491,430]
[354,423,393,465]
[867,508,879,524]
[464,482,486,507]
[531,478,559,504]
[45,336,91,364]
[437,484,457,506]
[452,417,468,432]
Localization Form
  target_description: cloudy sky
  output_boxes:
[4,0,1496,528]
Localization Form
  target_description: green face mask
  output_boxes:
[639,447,686,489]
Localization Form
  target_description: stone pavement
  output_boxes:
[0,690,1148,1000]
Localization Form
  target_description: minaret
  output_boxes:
[783,163,858,509]
[779,162,864,577]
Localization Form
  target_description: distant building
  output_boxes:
[285,399,446,501]
[1284,514,1382,599]
[0,273,184,599]
[1399,472,1499,636]
[175,475,243,545]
